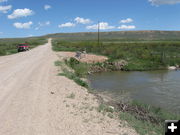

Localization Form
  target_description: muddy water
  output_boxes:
[88,70,180,113]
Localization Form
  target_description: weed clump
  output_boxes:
[65,57,89,78]
[55,60,89,88]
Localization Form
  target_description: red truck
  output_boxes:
[17,43,29,52]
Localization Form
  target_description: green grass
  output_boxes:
[120,112,163,135]
[97,104,114,113]
[59,71,88,88]
[107,113,114,119]
[54,61,63,66]
[65,57,89,78]
[131,101,180,122]
[55,60,89,88]
[0,37,47,56]
[96,99,180,135]
[119,101,180,135]
[97,104,115,116]
[52,40,180,71]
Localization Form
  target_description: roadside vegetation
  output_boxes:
[52,40,180,71]
[64,57,89,78]
[118,101,180,135]
[55,57,180,135]
[51,32,180,135]
[0,37,47,56]
[54,60,89,88]
[96,101,180,135]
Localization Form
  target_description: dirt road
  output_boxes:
[0,39,138,135]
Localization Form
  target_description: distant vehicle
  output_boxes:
[17,43,29,52]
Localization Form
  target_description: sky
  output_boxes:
[0,0,180,38]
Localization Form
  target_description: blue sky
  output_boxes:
[0,0,180,38]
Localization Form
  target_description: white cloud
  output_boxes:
[0,32,3,34]
[35,21,51,30]
[28,34,33,37]
[58,22,76,28]
[8,8,34,19]
[118,25,136,30]
[0,5,12,13]
[0,0,7,3]
[86,22,115,30]
[13,21,33,29]
[74,17,92,24]
[45,21,50,25]
[44,5,51,10]
[149,0,180,5]
[120,18,133,23]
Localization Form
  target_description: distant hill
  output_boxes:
[45,31,180,41]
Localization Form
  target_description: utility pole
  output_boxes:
[161,45,166,64]
[98,21,100,46]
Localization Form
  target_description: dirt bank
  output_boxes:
[58,51,108,63]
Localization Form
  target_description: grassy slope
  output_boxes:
[0,37,47,56]
[119,101,180,135]
[55,60,89,88]
[46,30,180,41]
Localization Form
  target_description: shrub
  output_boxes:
[65,57,89,77]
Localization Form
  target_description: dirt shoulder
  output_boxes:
[0,39,138,135]
[55,51,138,135]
